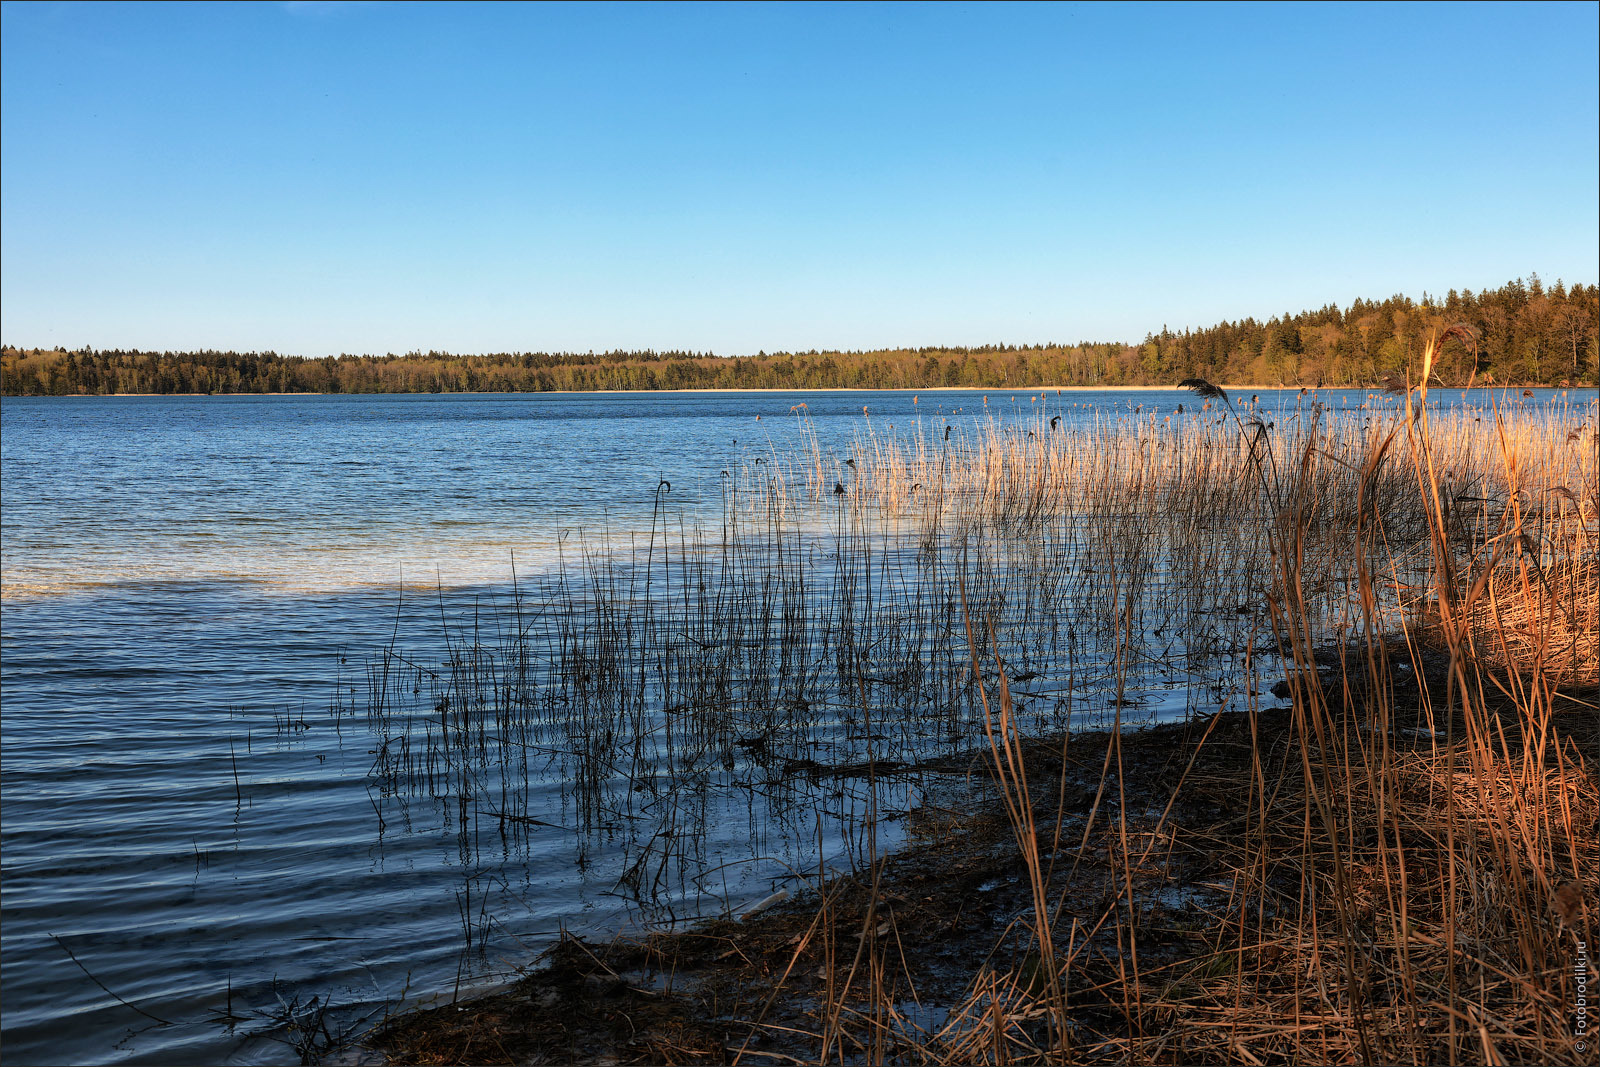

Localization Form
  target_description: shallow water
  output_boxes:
[0,386,1572,1064]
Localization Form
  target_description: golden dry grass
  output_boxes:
[371,355,1597,1066]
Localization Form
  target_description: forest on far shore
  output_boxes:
[2,276,1593,396]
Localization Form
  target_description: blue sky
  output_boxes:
[2,1,1596,356]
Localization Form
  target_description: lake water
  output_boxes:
[0,387,1573,1064]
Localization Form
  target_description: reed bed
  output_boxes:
[367,367,1596,1065]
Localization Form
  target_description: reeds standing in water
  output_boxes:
[356,376,1597,1063]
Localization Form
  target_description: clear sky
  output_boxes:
[2,1,1596,357]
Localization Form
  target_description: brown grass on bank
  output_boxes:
[371,347,1597,1066]
[371,676,1596,1065]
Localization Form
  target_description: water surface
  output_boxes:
[1,387,1571,1064]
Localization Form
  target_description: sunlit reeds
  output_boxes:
[363,379,1597,1065]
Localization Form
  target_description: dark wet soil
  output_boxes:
[367,637,1598,1066]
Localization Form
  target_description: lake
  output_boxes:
[0,387,1572,1064]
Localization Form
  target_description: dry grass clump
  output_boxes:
[1138,697,1598,1067]
[1463,555,1598,689]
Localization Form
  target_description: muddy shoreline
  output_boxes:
[363,633,1599,1066]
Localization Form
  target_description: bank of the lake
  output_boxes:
[373,634,1599,1066]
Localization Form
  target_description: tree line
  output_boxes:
[3,277,1593,397]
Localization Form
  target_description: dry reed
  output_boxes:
[368,374,1597,1065]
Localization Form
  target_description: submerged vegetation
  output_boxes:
[358,338,1596,1065]
[3,277,1595,395]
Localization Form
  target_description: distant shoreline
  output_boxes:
[7,278,1592,399]
[3,383,1581,399]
